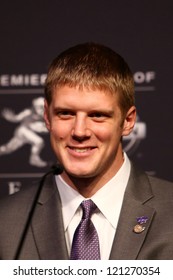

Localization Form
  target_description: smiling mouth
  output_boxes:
[68,147,96,153]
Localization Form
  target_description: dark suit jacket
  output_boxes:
[0,162,173,260]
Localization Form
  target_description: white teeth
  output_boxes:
[72,148,90,153]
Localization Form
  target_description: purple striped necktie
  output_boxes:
[70,199,101,260]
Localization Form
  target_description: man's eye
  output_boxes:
[57,111,74,118]
[90,112,108,121]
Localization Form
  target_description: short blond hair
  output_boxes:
[45,42,135,116]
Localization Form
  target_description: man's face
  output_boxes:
[44,85,135,185]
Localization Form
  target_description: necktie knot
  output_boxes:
[81,199,96,219]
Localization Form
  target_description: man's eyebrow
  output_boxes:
[89,109,114,115]
[53,106,73,111]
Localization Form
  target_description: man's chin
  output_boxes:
[64,168,97,179]
[67,172,93,179]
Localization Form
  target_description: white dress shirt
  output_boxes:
[55,152,131,260]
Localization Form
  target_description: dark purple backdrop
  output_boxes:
[0,1,173,196]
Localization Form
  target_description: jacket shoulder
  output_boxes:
[147,175,173,198]
[131,161,173,198]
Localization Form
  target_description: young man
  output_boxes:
[0,42,173,260]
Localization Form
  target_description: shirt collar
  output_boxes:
[91,153,131,229]
[55,153,131,230]
[56,176,84,230]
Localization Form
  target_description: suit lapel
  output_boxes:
[110,163,155,260]
[109,197,155,259]
[31,175,69,260]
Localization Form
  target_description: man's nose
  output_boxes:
[72,115,91,140]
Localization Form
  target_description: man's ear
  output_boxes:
[44,100,51,130]
[122,106,136,136]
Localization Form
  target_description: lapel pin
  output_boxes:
[133,224,145,233]
[137,216,148,224]
[133,216,148,234]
